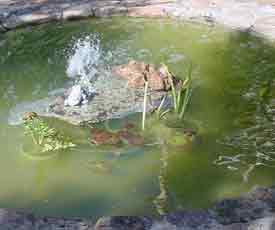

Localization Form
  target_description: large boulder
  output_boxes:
[8,63,171,126]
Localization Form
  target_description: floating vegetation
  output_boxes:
[214,151,275,183]
[214,79,275,182]
[23,112,76,154]
[215,121,275,181]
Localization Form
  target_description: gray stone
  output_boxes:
[95,216,153,230]
[165,210,215,228]
[213,198,268,225]
[64,85,83,107]
[0,209,94,230]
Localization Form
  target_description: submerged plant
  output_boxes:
[153,139,170,215]
[23,112,76,153]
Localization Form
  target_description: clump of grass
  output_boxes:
[23,113,76,153]
[159,63,193,120]
[155,95,170,120]
[142,63,193,129]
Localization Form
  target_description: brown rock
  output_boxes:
[112,60,172,91]
[90,126,144,146]
[23,111,38,121]
[91,128,121,145]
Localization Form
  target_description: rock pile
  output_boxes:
[113,60,174,91]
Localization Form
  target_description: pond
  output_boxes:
[1,17,275,219]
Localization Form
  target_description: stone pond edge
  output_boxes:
[1,186,275,229]
[1,0,275,42]
[1,0,275,229]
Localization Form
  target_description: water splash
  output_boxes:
[66,35,101,94]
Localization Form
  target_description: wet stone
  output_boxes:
[248,186,275,211]
[213,197,269,225]
[0,186,275,229]
[91,128,121,146]
[165,210,215,228]
[90,127,145,146]
[94,216,153,230]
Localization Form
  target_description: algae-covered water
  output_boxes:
[1,18,275,218]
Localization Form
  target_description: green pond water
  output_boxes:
[1,18,275,218]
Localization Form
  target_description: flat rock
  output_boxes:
[8,72,169,126]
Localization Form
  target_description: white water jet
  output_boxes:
[65,35,102,105]
[66,35,101,82]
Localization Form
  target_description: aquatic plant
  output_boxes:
[214,120,275,182]
[157,64,193,120]
[23,113,76,153]
[155,96,170,120]
[142,80,149,130]
[142,62,194,127]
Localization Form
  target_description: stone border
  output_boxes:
[0,0,173,31]
[0,186,275,229]
[2,0,275,229]
[1,0,275,41]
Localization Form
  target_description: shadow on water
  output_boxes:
[1,18,275,217]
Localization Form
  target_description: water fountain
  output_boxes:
[65,35,101,106]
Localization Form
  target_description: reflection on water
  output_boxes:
[0,18,275,217]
